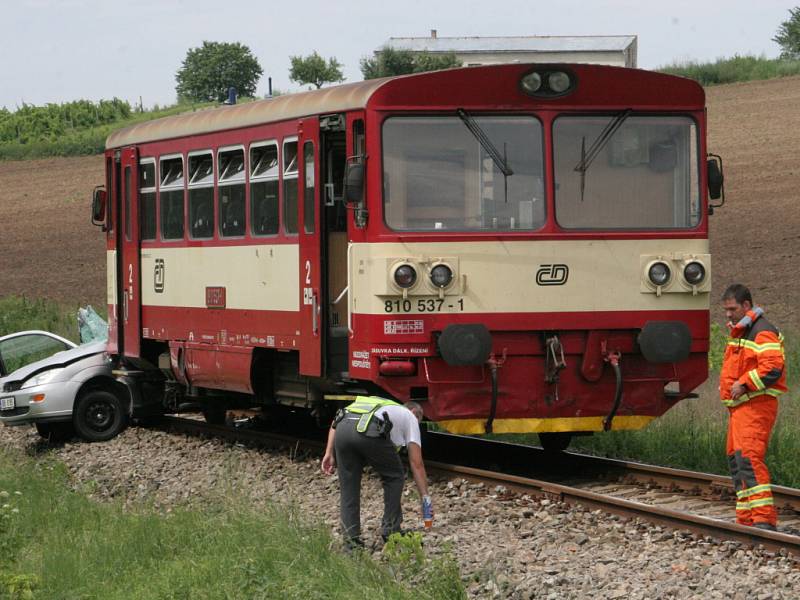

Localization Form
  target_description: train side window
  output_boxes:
[283,138,298,235]
[303,141,315,233]
[124,166,132,241]
[188,151,214,239]
[218,147,245,238]
[139,159,156,241]
[160,155,185,240]
[106,157,114,235]
[250,142,279,236]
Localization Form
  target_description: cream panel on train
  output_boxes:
[350,239,710,315]
[106,250,117,305]
[140,245,300,311]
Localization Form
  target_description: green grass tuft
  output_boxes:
[658,54,800,86]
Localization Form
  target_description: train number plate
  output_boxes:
[384,297,465,313]
[0,397,15,411]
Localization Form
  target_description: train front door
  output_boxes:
[118,147,141,358]
[298,119,322,376]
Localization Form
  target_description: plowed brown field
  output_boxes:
[1,76,799,330]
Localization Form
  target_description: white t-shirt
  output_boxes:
[375,405,422,449]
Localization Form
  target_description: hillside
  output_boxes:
[1,76,799,331]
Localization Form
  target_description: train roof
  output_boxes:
[106,78,390,149]
[106,65,704,150]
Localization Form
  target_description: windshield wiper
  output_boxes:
[574,109,632,202]
[457,109,514,177]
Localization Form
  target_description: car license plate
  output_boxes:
[0,396,15,411]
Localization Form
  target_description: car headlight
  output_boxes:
[648,262,671,287]
[393,264,417,289]
[21,368,66,389]
[430,264,454,288]
[520,72,542,94]
[683,261,706,285]
[548,71,571,94]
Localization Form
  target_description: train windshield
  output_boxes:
[382,116,545,231]
[553,115,700,229]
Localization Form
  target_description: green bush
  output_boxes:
[659,54,800,86]
[0,100,216,160]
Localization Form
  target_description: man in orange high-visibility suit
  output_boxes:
[720,284,788,531]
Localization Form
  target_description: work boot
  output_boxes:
[343,537,366,553]
[753,522,777,532]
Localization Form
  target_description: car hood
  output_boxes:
[0,341,107,387]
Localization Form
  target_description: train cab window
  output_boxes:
[283,139,299,235]
[218,147,245,238]
[303,141,315,233]
[382,116,545,231]
[139,159,156,241]
[188,152,214,239]
[553,115,700,229]
[160,155,185,240]
[250,142,279,236]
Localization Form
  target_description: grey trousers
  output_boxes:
[335,418,405,542]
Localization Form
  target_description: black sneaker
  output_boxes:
[753,522,777,532]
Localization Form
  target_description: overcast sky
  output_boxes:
[1,0,795,109]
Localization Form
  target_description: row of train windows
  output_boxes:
[134,140,315,241]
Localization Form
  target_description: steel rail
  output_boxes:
[151,416,800,556]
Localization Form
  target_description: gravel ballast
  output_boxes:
[2,424,797,599]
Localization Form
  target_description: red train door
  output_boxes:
[119,147,141,358]
[299,119,321,376]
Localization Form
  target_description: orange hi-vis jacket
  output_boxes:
[720,308,787,407]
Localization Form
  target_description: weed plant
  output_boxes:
[658,54,800,86]
[0,448,464,599]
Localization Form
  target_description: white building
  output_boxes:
[379,30,638,68]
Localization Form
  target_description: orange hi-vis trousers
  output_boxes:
[726,395,778,527]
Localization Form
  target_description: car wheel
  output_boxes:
[202,405,227,425]
[538,432,572,452]
[73,390,128,442]
[35,422,74,442]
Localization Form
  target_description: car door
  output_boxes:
[0,332,76,377]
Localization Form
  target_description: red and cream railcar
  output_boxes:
[95,64,719,446]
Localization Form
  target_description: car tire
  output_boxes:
[35,422,74,442]
[538,432,572,452]
[202,404,228,425]
[73,390,128,442]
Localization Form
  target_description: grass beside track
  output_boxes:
[0,448,465,600]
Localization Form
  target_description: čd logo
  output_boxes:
[536,264,569,286]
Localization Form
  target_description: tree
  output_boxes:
[289,52,345,89]
[360,47,462,79]
[773,7,800,59]
[175,41,263,102]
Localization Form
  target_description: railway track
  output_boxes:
[151,415,800,557]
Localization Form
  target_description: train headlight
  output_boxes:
[683,261,706,285]
[520,72,542,94]
[393,264,417,289]
[548,71,571,94]
[430,264,453,288]
[648,262,671,287]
